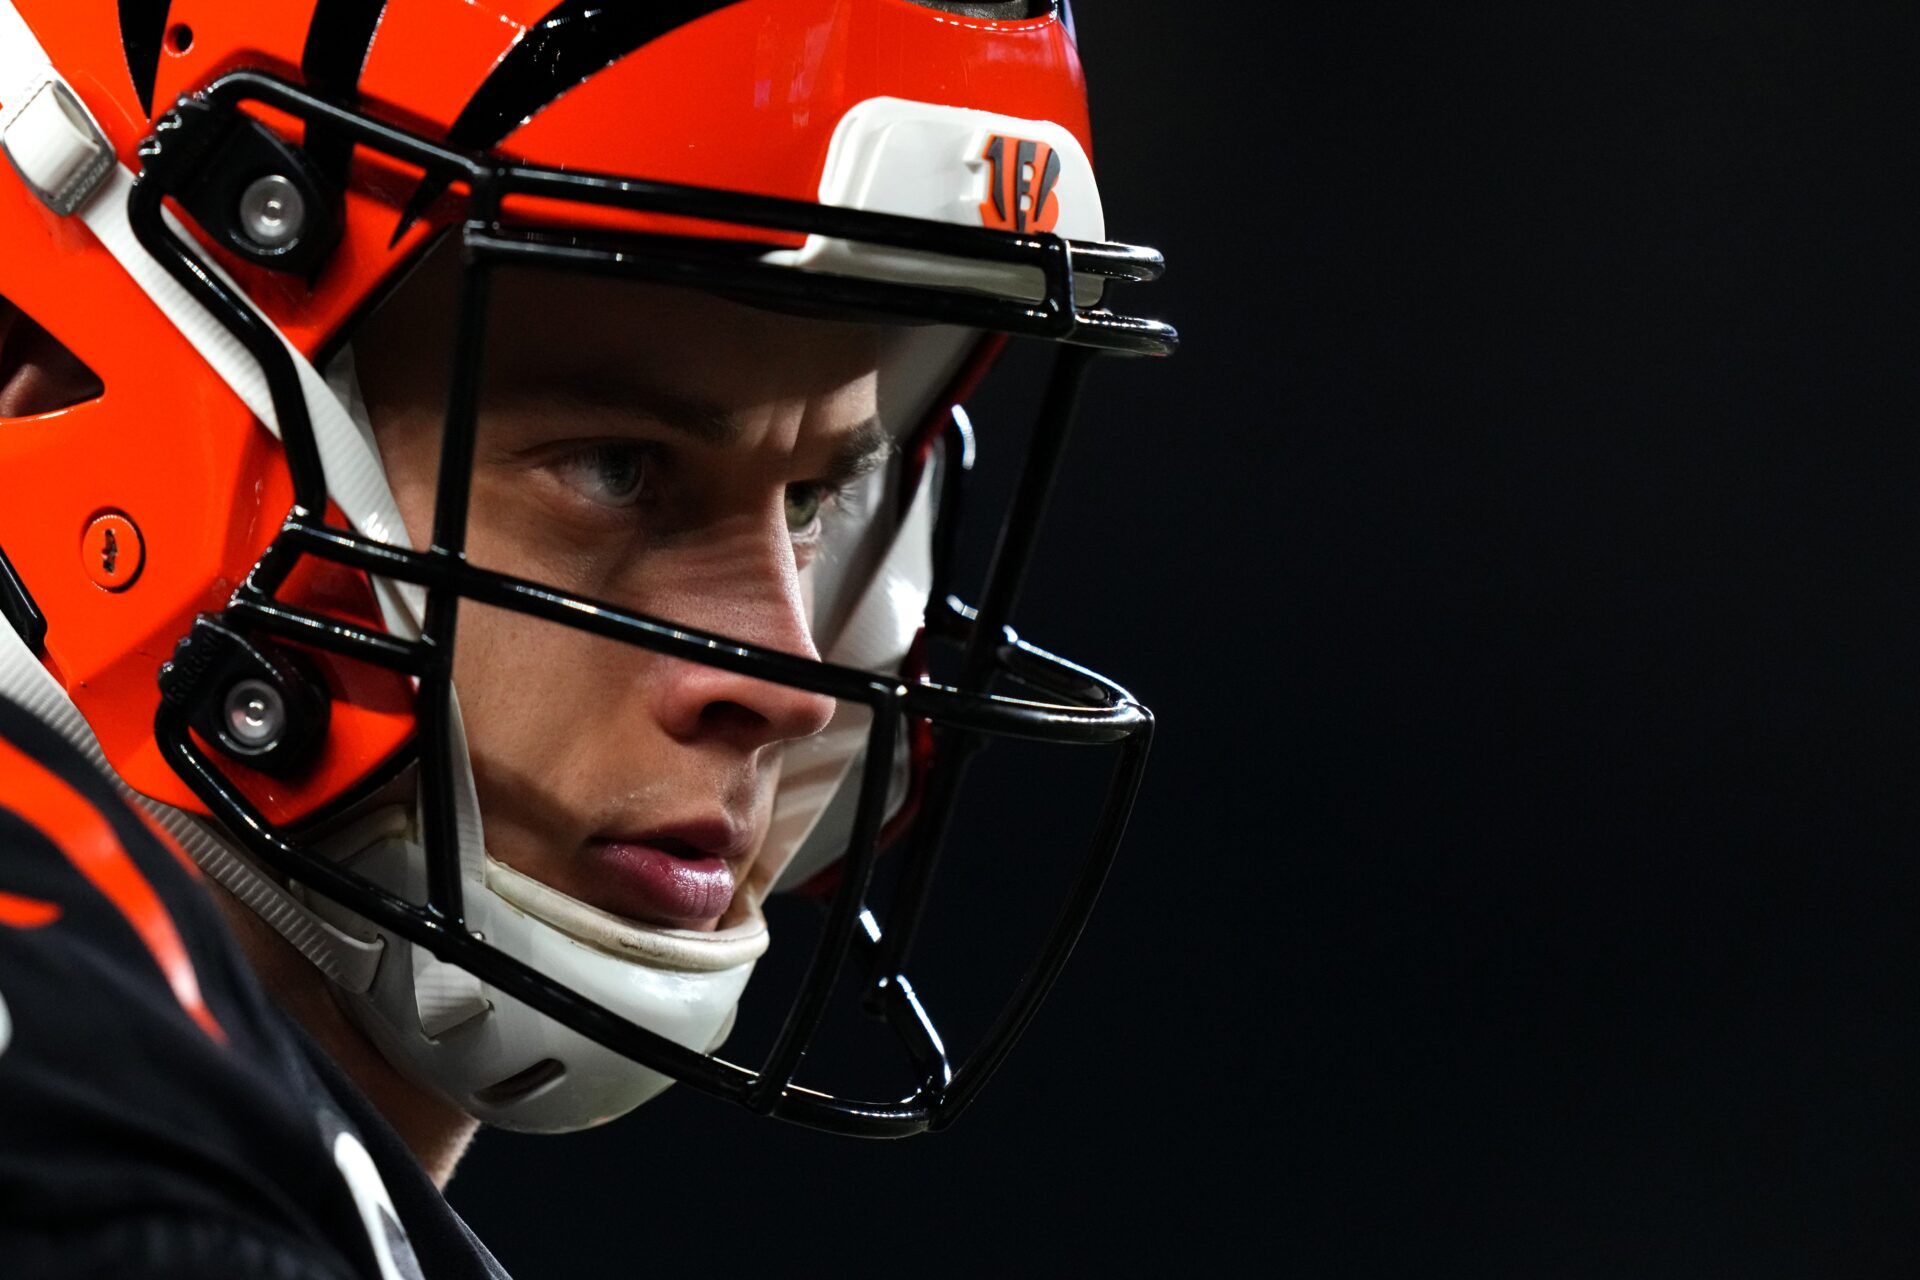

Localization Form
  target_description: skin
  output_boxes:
[2,264,895,1186]
[356,254,887,933]
[360,260,890,1180]
[0,301,103,417]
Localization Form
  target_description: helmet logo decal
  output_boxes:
[978,134,1062,235]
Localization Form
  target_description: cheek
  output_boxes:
[455,607,654,740]
[450,608,664,833]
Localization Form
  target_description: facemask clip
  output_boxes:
[159,615,333,779]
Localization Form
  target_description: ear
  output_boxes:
[0,295,104,419]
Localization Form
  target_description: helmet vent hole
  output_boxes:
[474,1058,567,1108]
[0,294,105,419]
[165,24,194,56]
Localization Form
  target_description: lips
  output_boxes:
[580,823,749,929]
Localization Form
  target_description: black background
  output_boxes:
[452,3,1917,1275]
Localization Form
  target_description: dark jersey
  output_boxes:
[0,695,508,1279]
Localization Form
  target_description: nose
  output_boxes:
[647,534,838,754]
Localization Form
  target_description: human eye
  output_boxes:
[553,441,654,509]
[784,481,835,538]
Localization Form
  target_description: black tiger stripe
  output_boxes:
[118,0,173,115]
[393,0,743,241]
[300,0,391,195]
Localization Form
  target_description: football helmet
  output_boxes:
[0,0,1174,1136]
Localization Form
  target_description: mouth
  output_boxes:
[581,820,751,930]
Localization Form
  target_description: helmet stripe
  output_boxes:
[301,0,391,191]
[117,0,172,115]
[446,0,742,152]
[393,0,740,238]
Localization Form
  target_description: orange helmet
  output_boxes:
[0,0,1173,1135]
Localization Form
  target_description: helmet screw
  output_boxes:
[237,174,306,249]
[222,677,286,753]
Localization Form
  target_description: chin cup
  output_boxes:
[158,615,332,778]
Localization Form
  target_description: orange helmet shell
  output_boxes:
[1,0,1096,824]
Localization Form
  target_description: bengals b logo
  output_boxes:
[978,134,1063,234]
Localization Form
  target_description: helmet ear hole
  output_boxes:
[0,294,104,419]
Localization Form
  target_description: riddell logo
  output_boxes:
[978,135,1062,234]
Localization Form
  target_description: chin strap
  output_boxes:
[165,810,386,994]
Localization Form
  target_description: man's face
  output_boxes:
[356,258,893,932]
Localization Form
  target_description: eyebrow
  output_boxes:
[824,417,894,487]
[536,375,742,446]
[527,373,894,484]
